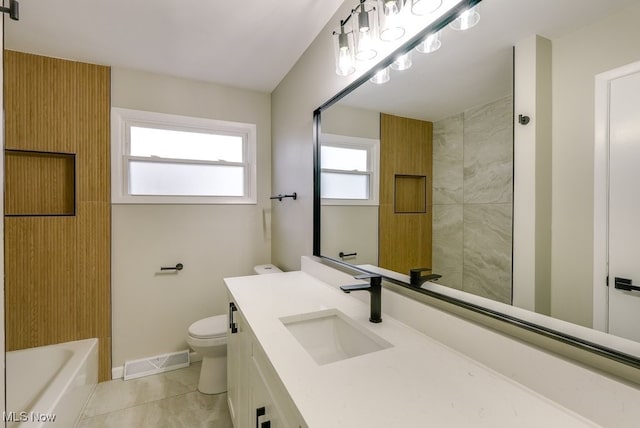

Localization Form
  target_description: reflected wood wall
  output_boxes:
[379,113,433,275]
[4,50,111,381]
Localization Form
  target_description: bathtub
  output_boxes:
[6,338,99,428]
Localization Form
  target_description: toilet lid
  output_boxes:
[188,314,227,339]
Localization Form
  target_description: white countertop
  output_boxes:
[225,271,598,427]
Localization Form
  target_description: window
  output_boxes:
[320,134,379,205]
[112,108,256,204]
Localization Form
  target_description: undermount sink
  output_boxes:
[280,309,393,365]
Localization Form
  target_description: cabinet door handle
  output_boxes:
[256,406,266,428]
[615,277,640,292]
[229,302,238,334]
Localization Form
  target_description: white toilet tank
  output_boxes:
[253,264,282,274]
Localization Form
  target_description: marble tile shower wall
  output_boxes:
[432,95,513,304]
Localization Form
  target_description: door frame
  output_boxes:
[593,60,640,332]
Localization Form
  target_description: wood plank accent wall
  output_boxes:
[379,113,433,275]
[4,50,112,381]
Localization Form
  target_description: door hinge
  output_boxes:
[606,276,609,287]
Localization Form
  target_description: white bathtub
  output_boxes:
[6,338,99,428]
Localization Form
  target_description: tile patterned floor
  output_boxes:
[77,362,233,428]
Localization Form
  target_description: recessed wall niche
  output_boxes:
[5,149,76,216]
[394,174,427,213]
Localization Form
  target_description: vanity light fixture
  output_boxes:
[354,1,379,61]
[332,0,482,77]
[391,51,413,71]
[370,66,391,84]
[377,0,407,41]
[411,0,442,16]
[333,23,356,76]
[450,4,480,30]
[415,31,441,53]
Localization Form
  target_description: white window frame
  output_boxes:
[111,108,257,204]
[320,133,379,206]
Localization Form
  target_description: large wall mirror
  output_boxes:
[314,0,640,368]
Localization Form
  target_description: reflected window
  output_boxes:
[320,134,379,205]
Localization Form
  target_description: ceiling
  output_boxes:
[3,0,635,105]
[3,0,345,93]
[338,0,636,121]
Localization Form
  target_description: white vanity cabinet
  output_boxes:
[228,298,307,428]
[225,269,603,427]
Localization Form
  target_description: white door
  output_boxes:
[608,70,640,341]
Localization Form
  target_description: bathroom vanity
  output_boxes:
[225,259,603,427]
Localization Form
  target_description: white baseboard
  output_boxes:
[111,351,201,380]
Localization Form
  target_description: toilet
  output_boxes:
[187,264,282,394]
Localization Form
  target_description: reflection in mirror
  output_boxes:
[321,0,514,305]
[317,0,640,365]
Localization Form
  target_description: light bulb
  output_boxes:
[391,52,412,71]
[355,3,378,61]
[384,0,400,15]
[370,67,390,84]
[334,27,355,76]
[338,46,355,75]
[378,0,406,41]
[356,30,377,61]
[415,31,441,53]
[450,5,480,31]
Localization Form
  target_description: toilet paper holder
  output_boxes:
[160,263,184,271]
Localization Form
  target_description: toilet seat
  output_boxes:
[188,314,227,339]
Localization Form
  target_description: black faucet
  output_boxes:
[409,268,442,287]
[340,273,382,323]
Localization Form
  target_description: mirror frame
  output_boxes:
[312,0,640,370]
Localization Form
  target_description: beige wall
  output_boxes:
[551,2,640,326]
[111,68,271,368]
[513,36,552,316]
[270,13,352,271]
[321,104,380,140]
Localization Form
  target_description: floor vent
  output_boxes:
[123,350,190,381]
